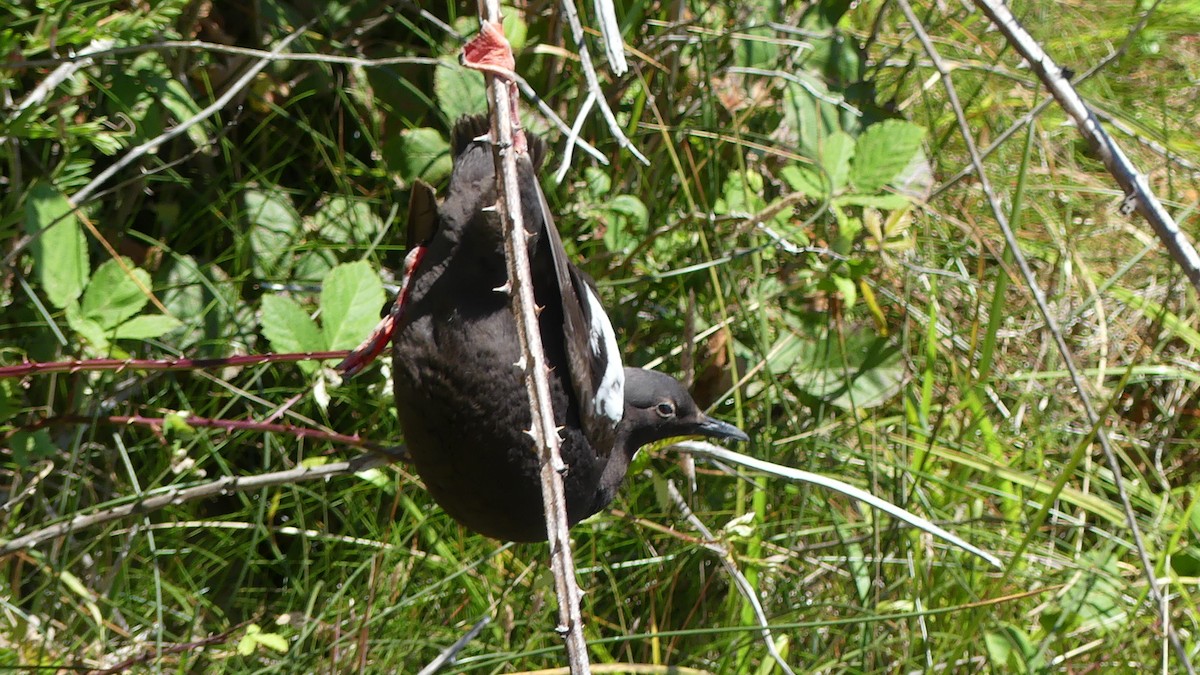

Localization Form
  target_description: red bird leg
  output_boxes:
[460,20,527,156]
[337,244,428,376]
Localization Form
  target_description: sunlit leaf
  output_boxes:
[851,120,925,193]
[320,261,385,351]
[24,183,87,309]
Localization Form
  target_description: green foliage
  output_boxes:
[24,184,87,309]
[260,261,384,373]
[389,127,453,184]
[237,624,289,656]
[65,258,182,353]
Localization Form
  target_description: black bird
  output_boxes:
[348,115,748,542]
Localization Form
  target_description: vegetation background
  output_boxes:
[3,0,1200,672]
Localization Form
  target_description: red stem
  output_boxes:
[0,351,351,379]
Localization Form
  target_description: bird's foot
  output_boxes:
[460,20,527,156]
[337,313,394,376]
[336,244,427,376]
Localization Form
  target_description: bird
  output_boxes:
[344,114,748,542]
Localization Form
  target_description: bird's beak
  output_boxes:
[696,416,750,443]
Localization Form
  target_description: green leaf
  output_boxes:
[434,64,487,124]
[320,262,385,351]
[831,274,857,309]
[10,429,55,465]
[293,249,337,282]
[312,196,385,245]
[260,295,325,369]
[830,202,860,255]
[164,412,196,436]
[160,255,238,350]
[245,188,302,278]
[111,314,184,340]
[237,625,261,656]
[834,193,911,210]
[780,164,828,198]
[0,379,16,423]
[735,25,779,68]
[1045,550,1124,632]
[984,623,1044,671]
[391,128,452,185]
[81,258,152,329]
[254,631,289,653]
[983,631,1012,667]
[161,74,208,147]
[600,194,650,254]
[502,10,528,51]
[66,301,112,351]
[583,166,611,197]
[783,80,844,157]
[850,120,926,193]
[775,328,905,410]
[24,183,88,309]
[608,194,650,226]
[715,171,766,215]
[114,52,210,147]
[820,131,855,193]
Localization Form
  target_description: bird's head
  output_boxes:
[620,367,749,452]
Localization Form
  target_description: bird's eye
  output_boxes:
[655,402,676,418]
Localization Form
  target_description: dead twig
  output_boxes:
[0,351,349,379]
[465,8,591,674]
[663,479,797,675]
[416,615,492,675]
[0,453,393,557]
[970,0,1200,291]
[897,2,1194,672]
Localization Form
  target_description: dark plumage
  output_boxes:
[388,115,748,542]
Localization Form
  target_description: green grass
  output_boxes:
[3,0,1200,672]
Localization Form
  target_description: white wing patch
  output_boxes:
[583,285,625,427]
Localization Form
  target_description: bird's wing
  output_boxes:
[406,180,438,249]
[533,173,626,450]
[452,113,625,448]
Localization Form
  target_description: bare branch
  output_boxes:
[897,2,1194,672]
[8,39,114,114]
[591,0,628,75]
[664,479,797,675]
[559,0,648,165]
[416,616,492,675]
[673,441,1001,568]
[0,453,392,558]
[466,8,591,673]
[0,351,349,379]
[971,0,1200,291]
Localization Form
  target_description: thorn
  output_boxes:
[533,303,544,317]
[494,280,512,294]
[514,355,527,371]
[1120,193,1138,217]
[481,204,498,213]
[555,624,570,637]
[473,132,491,143]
